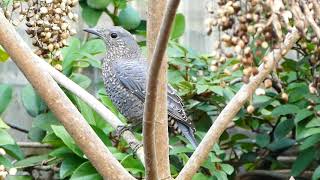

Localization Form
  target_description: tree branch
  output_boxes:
[147,0,171,179]
[301,1,320,39]
[143,0,180,179]
[311,0,320,20]
[0,11,134,179]
[176,28,301,180]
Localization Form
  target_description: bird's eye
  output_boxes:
[110,33,118,38]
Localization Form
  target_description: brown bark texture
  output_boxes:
[144,0,180,179]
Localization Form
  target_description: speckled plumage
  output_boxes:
[85,26,197,148]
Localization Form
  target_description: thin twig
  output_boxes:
[176,28,301,180]
[143,0,180,179]
[301,1,320,39]
[17,142,52,148]
[0,11,135,179]
[311,0,320,20]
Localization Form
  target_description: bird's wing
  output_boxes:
[113,59,195,132]
[112,59,148,101]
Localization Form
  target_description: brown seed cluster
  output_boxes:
[3,0,78,70]
[24,0,78,63]
[205,0,288,83]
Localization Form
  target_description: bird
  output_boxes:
[83,26,198,148]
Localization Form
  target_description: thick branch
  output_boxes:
[143,0,180,179]
[176,28,300,180]
[35,57,145,165]
[147,0,170,179]
[0,12,134,179]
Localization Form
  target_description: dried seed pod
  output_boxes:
[247,105,255,114]
[264,79,273,88]
[281,93,289,103]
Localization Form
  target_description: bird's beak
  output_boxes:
[83,28,102,37]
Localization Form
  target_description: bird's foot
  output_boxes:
[115,125,131,139]
[129,142,143,154]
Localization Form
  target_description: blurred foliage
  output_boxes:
[0,0,320,179]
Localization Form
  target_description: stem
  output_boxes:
[144,0,180,179]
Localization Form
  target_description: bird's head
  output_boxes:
[83,26,140,59]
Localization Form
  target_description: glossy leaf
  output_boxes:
[70,161,102,180]
[171,13,186,39]
[21,85,46,117]
[51,125,83,157]
[0,84,12,115]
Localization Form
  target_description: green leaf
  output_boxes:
[42,132,64,146]
[274,119,294,140]
[79,52,102,68]
[306,117,320,128]
[291,147,315,176]
[220,163,234,175]
[87,0,111,10]
[51,125,83,157]
[82,39,106,54]
[70,161,102,180]
[256,133,270,147]
[0,47,9,62]
[299,134,320,151]
[71,95,96,125]
[0,156,13,168]
[33,112,60,132]
[81,3,103,27]
[312,165,320,180]
[28,127,45,142]
[60,156,84,179]
[62,38,82,73]
[70,73,92,89]
[272,104,299,116]
[21,85,46,117]
[214,170,228,180]
[121,155,144,175]
[0,129,15,145]
[49,146,73,158]
[196,84,209,94]
[14,154,49,168]
[0,117,9,129]
[171,13,185,39]
[267,138,295,151]
[209,86,224,96]
[0,84,12,115]
[192,173,210,180]
[294,109,313,124]
[297,127,320,140]
[2,144,24,160]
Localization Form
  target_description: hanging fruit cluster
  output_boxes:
[205,0,288,84]
[2,0,78,71]
[204,0,320,113]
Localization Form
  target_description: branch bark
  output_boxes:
[176,28,301,180]
[0,11,134,180]
[301,1,320,39]
[144,0,180,179]
[147,0,170,179]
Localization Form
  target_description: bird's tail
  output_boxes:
[177,122,198,149]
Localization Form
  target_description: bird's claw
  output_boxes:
[129,142,143,153]
[115,125,131,138]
